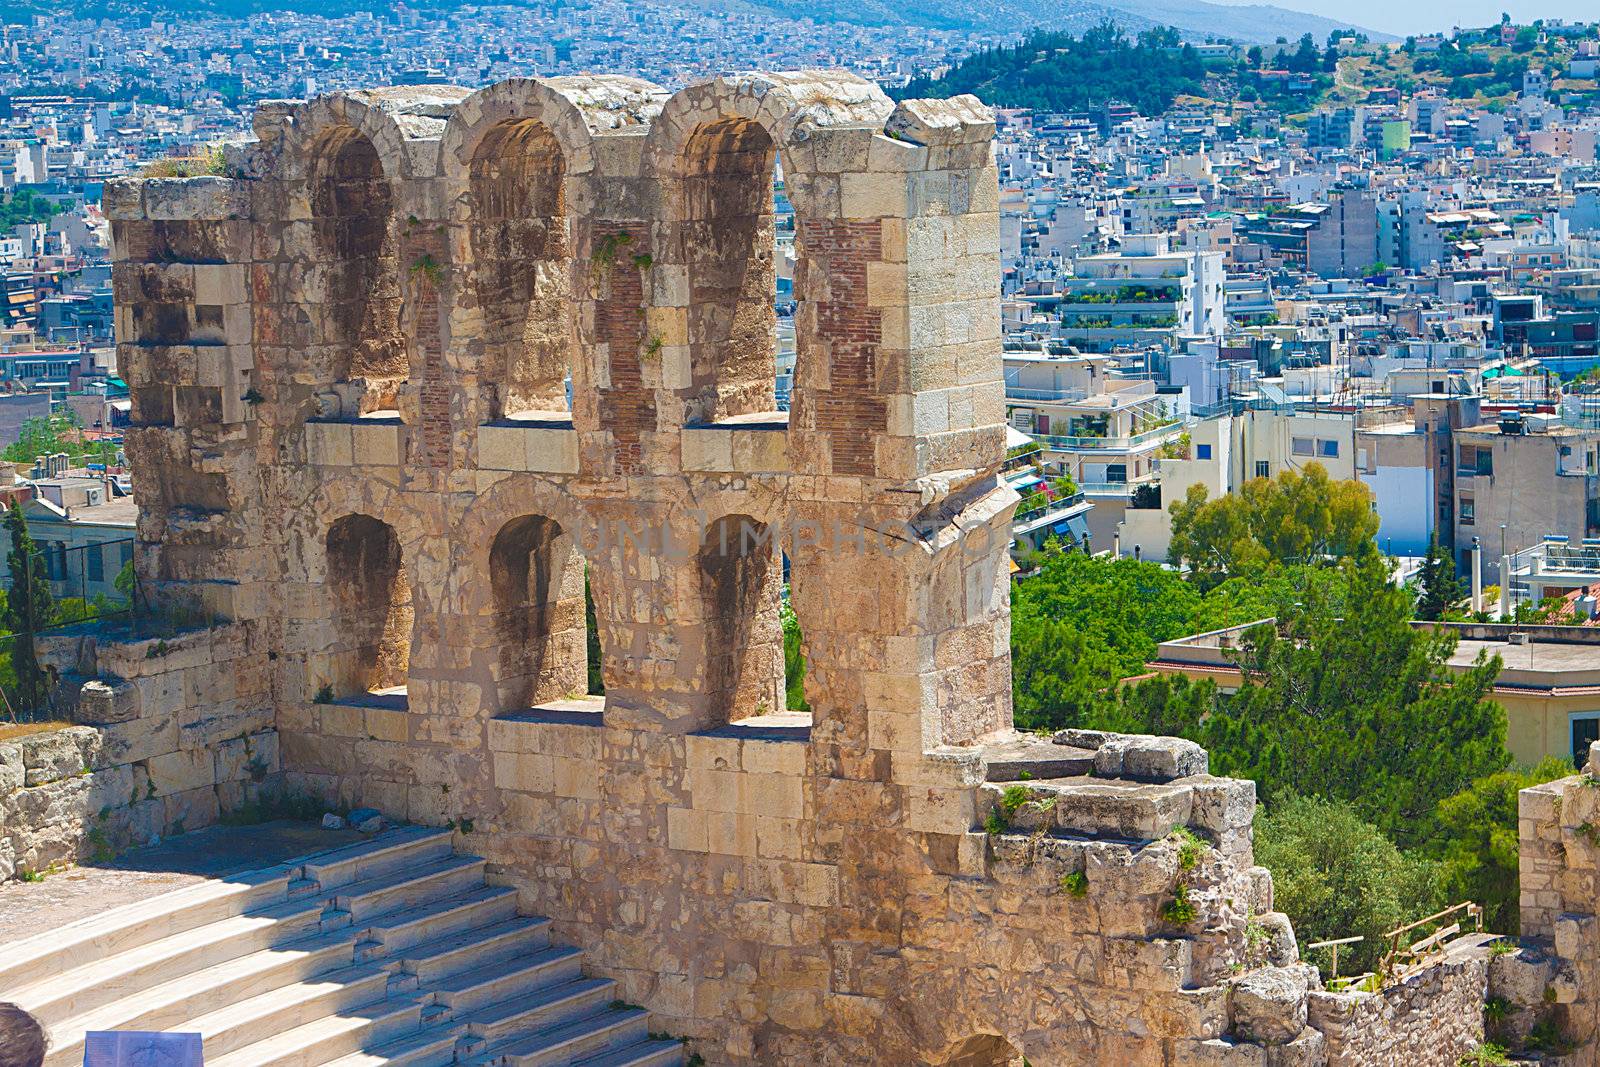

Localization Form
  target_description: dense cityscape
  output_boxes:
[8,5,1600,1065]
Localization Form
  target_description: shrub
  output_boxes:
[1254,794,1442,977]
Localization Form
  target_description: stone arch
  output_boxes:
[488,514,588,710]
[698,512,786,724]
[305,123,406,410]
[936,1034,1024,1067]
[325,513,412,697]
[466,118,573,418]
[441,77,667,426]
[647,74,893,428]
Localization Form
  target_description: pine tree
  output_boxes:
[1415,536,1464,621]
[3,503,55,714]
[1215,548,1508,849]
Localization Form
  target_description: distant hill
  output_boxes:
[702,0,1391,43]
[3,0,1391,44]
[897,24,1210,115]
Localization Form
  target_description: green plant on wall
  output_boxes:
[592,232,634,278]
[409,253,444,285]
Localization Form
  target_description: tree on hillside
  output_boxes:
[1256,794,1443,977]
[1011,553,1327,733]
[896,23,1207,117]
[2,503,55,714]
[1414,536,1465,621]
[1431,758,1572,934]
[1168,464,1379,587]
[1210,549,1508,848]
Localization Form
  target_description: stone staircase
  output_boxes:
[0,826,684,1067]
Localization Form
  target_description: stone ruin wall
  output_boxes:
[70,68,1561,1064]
[0,624,278,882]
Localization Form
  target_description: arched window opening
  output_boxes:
[489,515,588,710]
[681,118,782,426]
[469,119,573,421]
[326,514,411,700]
[774,167,797,413]
[938,1035,1024,1067]
[310,129,405,412]
[698,514,788,725]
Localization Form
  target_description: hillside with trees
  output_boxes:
[1009,463,1572,976]
[898,24,1207,116]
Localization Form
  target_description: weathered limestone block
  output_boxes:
[75,678,142,725]
[1094,734,1209,782]
[94,711,180,768]
[1262,1029,1325,1066]
[0,742,21,794]
[1052,780,1194,839]
[1256,912,1299,968]
[142,177,250,221]
[215,730,281,784]
[1230,966,1313,1045]
[20,728,91,786]
[143,747,217,795]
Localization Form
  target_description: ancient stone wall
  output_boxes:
[1512,742,1600,1061]
[1308,951,1488,1066]
[0,624,278,880]
[99,71,1496,1065]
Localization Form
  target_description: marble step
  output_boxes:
[302,827,456,892]
[12,894,323,1027]
[328,854,488,923]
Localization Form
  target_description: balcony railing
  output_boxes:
[1013,493,1087,528]
[1034,424,1183,451]
[1005,386,1090,403]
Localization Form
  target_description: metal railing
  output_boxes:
[1004,387,1090,403]
[1035,424,1183,451]
[1012,493,1087,528]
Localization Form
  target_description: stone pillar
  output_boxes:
[107,175,265,622]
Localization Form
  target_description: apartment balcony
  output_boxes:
[1013,491,1088,531]
[1005,386,1090,403]
[1059,302,1182,315]
[1034,424,1183,453]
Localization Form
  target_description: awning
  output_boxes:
[1050,514,1091,541]
[1004,425,1034,450]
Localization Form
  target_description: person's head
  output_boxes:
[0,1002,46,1067]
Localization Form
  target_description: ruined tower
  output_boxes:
[98,71,1513,1065]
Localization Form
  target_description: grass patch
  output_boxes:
[0,720,71,743]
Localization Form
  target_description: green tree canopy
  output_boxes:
[1168,463,1379,587]
[1431,758,1572,933]
[1255,794,1444,977]
[2,503,54,714]
[1201,550,1508,847]
[1414,535,1465,621]
[897,23,1206,116]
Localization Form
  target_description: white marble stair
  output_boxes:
[0,826,685,1067]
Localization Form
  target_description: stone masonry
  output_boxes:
[91,70,1506,1064]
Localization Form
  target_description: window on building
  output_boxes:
[1255,461,1270,479]
[1573,713,1600,769]
[87,542,103,582]
[1318,439,1339,458]
[1460,497,1475,524]
[1196,443,1212,460]
[1292,437,1314,457]
[1477,448,1493,476]
[1106,464,1127,483]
